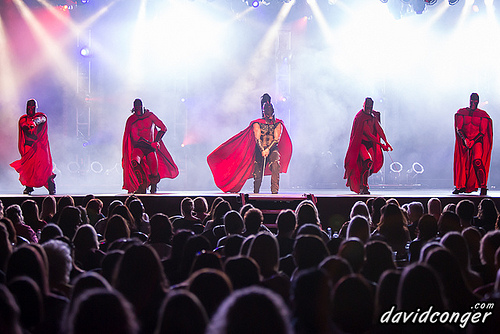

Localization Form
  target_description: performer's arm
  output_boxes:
[455,115,468,147]
[253,123,265,156]
[32,115,46,126]
[374,121,393,151]
[151,112,167,144]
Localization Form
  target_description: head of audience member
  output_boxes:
[0,224,12,272]
[128,199,146,223]
[371,197,387,226]
[104,215,130,246]
[416,214,438,241]
[224,255,261,290]
[0,217,17,246]
[419,242,442,264]
[67,288,138,334]
[57,195,75,213]
[206,285,291,334]
[223,234,245,258]
[114,245,168,319]
[427,197,442,221]
[462,226,482,267]
[291,268,332,334]
[362,240,396,284]
[480,230,500,268]
[41,195,56,221]
[438,211,462,236]
[319,255,353,287]
[331,274,374,334]
[0,284,23,334]
[456,199,476,228]
[8,276,43,332]
[188,268,233,319]
[148,213,172,244]
[477,198,499,231]
[276,209,297,238]
[440,231,471,272]
[111,205,136,232]
[42,239,73,295]
[397,263,447,311]
[6,245,49,295]
[180,197,196,218]
[338,238,365,273]
[190,251,223,275]
[39,223,63,244]
[243,208,264,236]
[100,250,124,284]
[346,215,370,244]
[21,199,43,226]
[375,269,401,319]
[193,196,209,221]
[223,210,244,235]
[407,201,424,224]
[248,232,279,279]
[70,271,112,313]
[73,224,99,251]
[239,203,254,219]
[425,247,478,311]
[293,234,329,271]
[85,198,103,216]
[156,289,208,334]
[179,235,211,281]
[57,206,83,240]
[5,204,23,225]
[208,197,224,220]
[296,223,326,242]
[443,203,457,213]
[295,200,320,227]
[350,200,372,225]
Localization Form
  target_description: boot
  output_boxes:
[47,174,56,195]
[23,186,34,195]
[149,174,160,194]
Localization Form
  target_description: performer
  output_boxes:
[10,99,56,195]
[207,93,292,194]
[122,98,178,194]
[453,93,492,196]
[344,97,393,195]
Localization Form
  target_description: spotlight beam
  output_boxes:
[222,1,296,111]
[127,0,148,90]
[0,15,20,117]
[12,0,77,91]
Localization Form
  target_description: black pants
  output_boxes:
[253,150,280,194]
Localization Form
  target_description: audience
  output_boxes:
[1,192,500,334]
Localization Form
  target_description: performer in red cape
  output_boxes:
[122,99,178,194]
[344,97,393,195]
[207,94,292,194]
[453,93,493,196]
[10,99,56,195]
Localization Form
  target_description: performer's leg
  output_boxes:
[360,145,372,195]
[472,143,487,195]
[253,155,263,194]
[23,186,34,195]
[146,152,160,194]
[47,174,56,195]
[131,149,147,194]
[269,151,281,194]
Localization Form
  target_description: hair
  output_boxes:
[295,200,320,227]
[244,208,264,234]
[456,199,475,222]
[276,209,297,235]
[223,210,244,235]
[42,239,73,286]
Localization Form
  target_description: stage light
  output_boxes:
[424,0,437,4]
[380,0,388,3]
[252,0,260,7]
[449,0,460,5]
[91,161,103,174]
[80,47,90,57]
[390,162,403,173]
[81,0,90,4]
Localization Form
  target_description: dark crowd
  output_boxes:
[0,194,500,333]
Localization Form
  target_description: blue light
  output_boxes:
[80,47,90,57]
[252,0,260,7]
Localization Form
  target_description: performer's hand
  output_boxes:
[262,149,269,158]
[386,143,393,151]
[465,139,474,149]
[152,141,159,150]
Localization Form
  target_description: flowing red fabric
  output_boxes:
[122,112,179,193]
[344,110,383,194]
[453,108,493,192]
[10,113,54,188]
[207,118,292,193]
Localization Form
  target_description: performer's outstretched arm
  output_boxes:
[375,121,393,151]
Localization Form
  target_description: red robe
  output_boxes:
[10,112,54,188]
[122,111,179,193]
[453,108,493,192]
[207,118,292,193]
[344,110,383,194]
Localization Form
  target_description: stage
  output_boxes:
[2,187,499,233]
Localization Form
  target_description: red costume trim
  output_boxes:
[207,118,292,193]
[10,112,54,188]
[344,110,383,194]
[122,111,179,193]
[453,108,493,192]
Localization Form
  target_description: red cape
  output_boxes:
[207,118,292,193]
[454,108,493,192]
[122,111,179,193]
[344,110,383,194]
[10,113,54,188]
